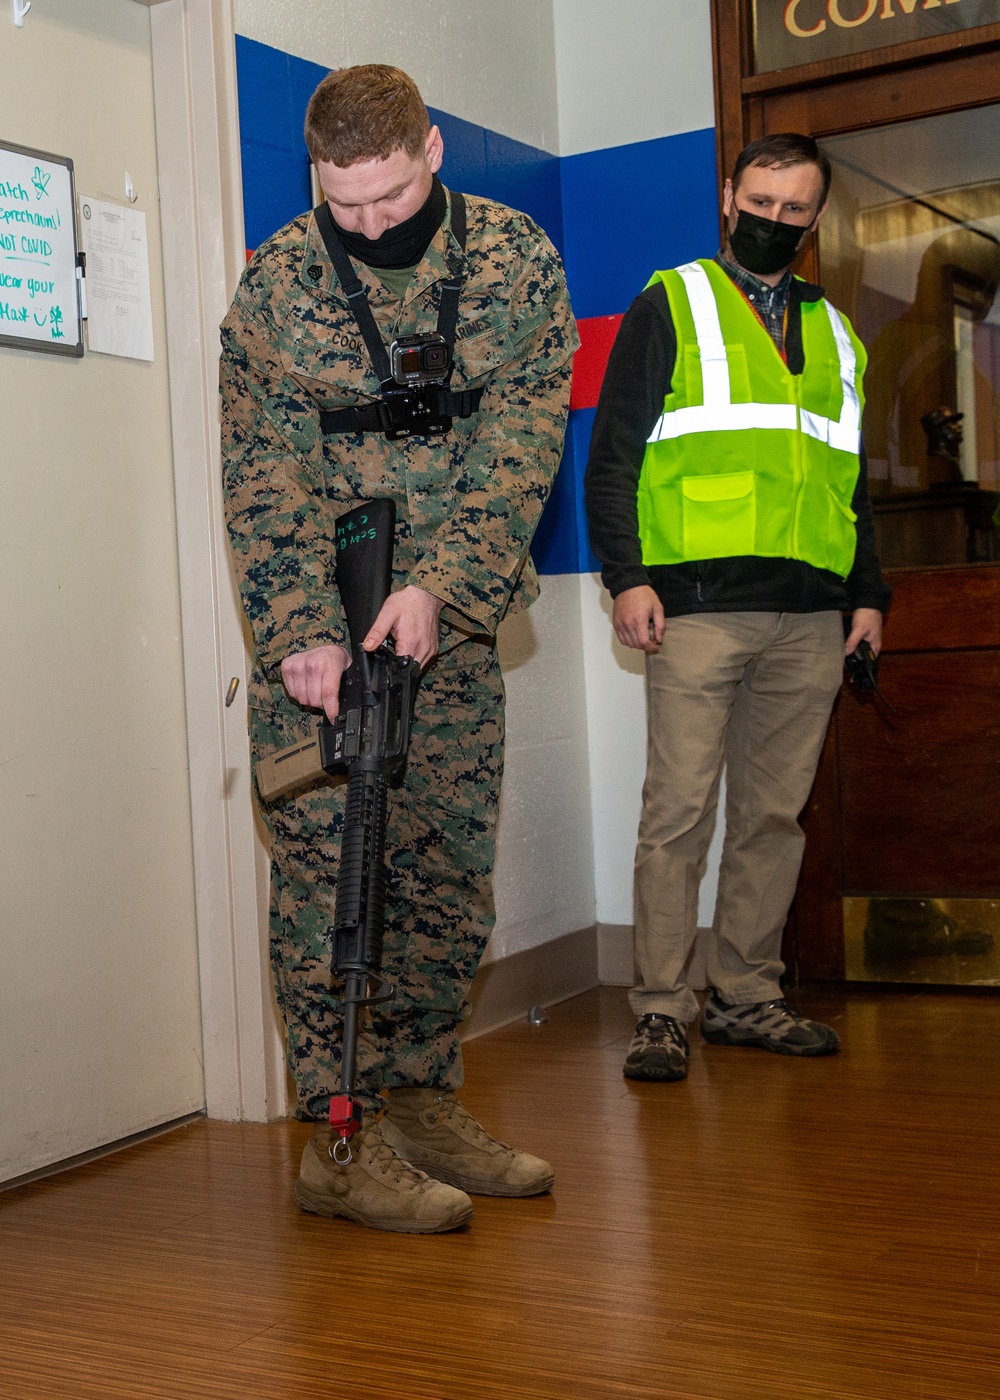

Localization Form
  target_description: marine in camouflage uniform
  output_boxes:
[220,189,577,1121]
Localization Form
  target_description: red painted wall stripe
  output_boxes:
[570,313,623,411]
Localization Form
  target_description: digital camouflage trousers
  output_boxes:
[251,637,505,1120]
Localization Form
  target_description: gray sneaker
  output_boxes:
[623,1014,690,1081]
[700,991,839,1056]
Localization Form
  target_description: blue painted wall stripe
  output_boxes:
[531,409,601,575]
[426,111,564,255]
[236,37,325,251]
[560,127,720,321]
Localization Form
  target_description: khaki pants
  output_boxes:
[631,611,844,1024]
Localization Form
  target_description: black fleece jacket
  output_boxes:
[584,276,892,617]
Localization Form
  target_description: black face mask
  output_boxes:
[728,207,810,277]
[331,174,447,270]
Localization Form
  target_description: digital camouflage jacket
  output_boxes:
[220,190,578,708]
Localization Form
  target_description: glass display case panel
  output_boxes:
[845,897,1000,984]
[820,106,1000,568]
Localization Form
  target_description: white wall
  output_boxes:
[553,0,715,156]
[148,0,288,1123]
[0,0,204,1181]
[493,577,595,960]
[568,4,719,929]
[234,0,560,153]
[578,574,645,925]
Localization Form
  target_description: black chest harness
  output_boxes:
[314,193,483,441]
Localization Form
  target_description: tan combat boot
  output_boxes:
[294,1115,474,1233]
[381,1087,554,1198]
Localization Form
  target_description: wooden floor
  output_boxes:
[2,985,999,1400]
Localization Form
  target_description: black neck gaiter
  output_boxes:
[728,207,810,277]
[331,175,447,269]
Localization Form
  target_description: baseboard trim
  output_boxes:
[596,923,635,986]
[463,926,600,1041]
[0,1111,206,1193]
[595,923,711,991]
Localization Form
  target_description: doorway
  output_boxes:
[710,4,1000,987]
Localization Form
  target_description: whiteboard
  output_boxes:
[0,140,83,357]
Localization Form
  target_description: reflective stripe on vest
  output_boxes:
[646,261,861,451]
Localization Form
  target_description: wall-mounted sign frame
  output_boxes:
[0,139,84,358]
[753,0,997,75]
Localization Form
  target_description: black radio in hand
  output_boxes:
[844,638,897,714]
[844,639,879,689]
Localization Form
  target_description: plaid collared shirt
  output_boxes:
[715,249,792,355]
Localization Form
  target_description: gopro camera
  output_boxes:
[376,332,456,440]
[389,333,452,387]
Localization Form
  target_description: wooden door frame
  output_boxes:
[142,0,288,1120]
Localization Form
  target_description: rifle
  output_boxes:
[255,498,420,1162]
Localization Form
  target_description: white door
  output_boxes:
[0,0,204,1181]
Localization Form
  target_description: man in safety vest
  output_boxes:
[585,133,890,1082]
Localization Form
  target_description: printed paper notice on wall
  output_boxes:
[80,197,154,361]
[0,140,83,357]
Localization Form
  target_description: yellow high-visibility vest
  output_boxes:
[638,259,866,578]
